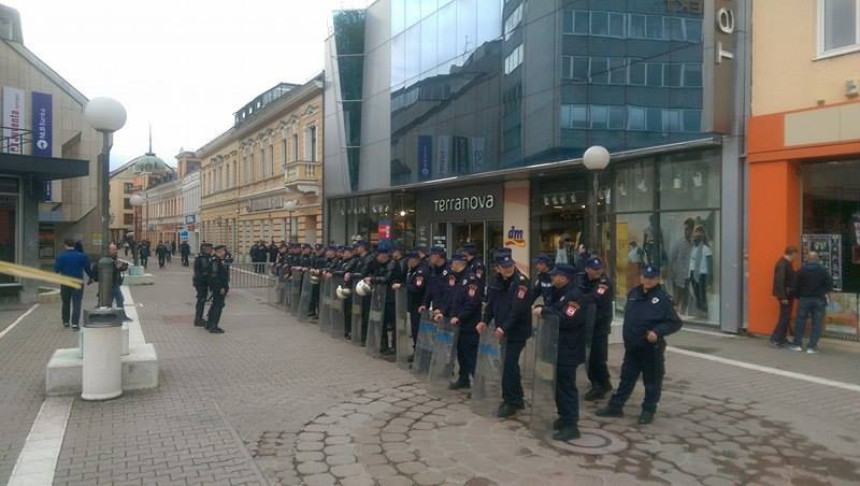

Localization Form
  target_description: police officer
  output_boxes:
[336,244,360,339]
[580,257,615,400]
[206,245,230,334]
[193,242,214,327]
[477,254,531,418]
[309,244,326,319]
[530,253,555,306]
[596,265,682,425]
[368,244,401,355]
[463,243,486,289]
[419,246,450,315]
[533,263,592,441]
[398,251,426,354]
[354,241,375,344]
[437,253,482,390]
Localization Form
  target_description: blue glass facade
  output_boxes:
[389,0,710,186]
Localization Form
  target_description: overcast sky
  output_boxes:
[6,0,371,169]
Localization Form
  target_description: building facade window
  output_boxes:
[820,0,860,54]
[564,10,702,42]
[560,104,702,133]
[504,44,524,75]
[503,3,523,40]
[306,126,318,161]
[292,133,299,161]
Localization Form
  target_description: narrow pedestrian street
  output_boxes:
[1,265,859,485]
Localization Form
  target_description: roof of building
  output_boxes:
[110,152,174,179]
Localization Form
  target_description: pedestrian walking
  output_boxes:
[770,246,798,347]
[170,240,176,256]
[205,245,230,334]
[596,265,683,425]
[582,257,614,401]
[477,254,531,418]
[180,241,191,267]
[532,263,590,442]
[156,241,169,269]
[139,242,150,269]
[789,252,831,354]
[193,243,214,327]
[53,238,94,330]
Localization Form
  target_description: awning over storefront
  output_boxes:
[0,153,89,180]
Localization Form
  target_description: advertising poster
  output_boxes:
[32,91,54,201]
[417,135,432,181]
[453,136,469,175]
[824,292,859,337]
[801,234,842,291]
[436,136,450,178]
[470,137,485,173]
[2,86,26,154]
[378,218,391,242]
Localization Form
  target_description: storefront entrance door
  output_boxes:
[445,221,503,263]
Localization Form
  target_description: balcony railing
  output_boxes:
[284,160,321,195]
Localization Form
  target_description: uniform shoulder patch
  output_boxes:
[517,285,528,299]
[651,297,660,304]
[565,301,580,316]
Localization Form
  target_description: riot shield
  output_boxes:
[351,286,363,346]
[330,275,346,339]
[267,274,279,306]
[412,311,435,377]
[298,272,313,323]
[529,314,559,437]
[289,269,302,316]
[394,287,410,370]
[470,323,503,416]
[318,275,331,334]
[365,284,386,358]
[427,317,460,392]
[282,267,292,309]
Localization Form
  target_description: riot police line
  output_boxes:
[258,242,683,443]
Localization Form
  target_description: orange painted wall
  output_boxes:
[747,160,800,335]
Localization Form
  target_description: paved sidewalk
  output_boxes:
[1,266,859,485]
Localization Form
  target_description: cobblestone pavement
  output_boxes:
[1,266,859,485]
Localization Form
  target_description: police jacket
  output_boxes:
[443,270,483,332]
[354,252,374,279]
[337,256,361,284]
[193,254,212,287]
[299,254,314,269]
[530,269,554,306]
[269,246,278,262]
[422,262,450,311]
[484,270,532,342]
[541,282,592,366]
[583,273,615,329]
[404,264,427,312]
[622,285,682,348]
[371,258,402,301]
[209,256,230,292]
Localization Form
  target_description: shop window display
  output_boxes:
[801,160,860,339]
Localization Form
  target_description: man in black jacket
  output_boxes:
[478,254,531,418]
[597,265,683,425]
[533,263,591,442]
[789,252,831,354]
[582,258,615,401]
[770,246,798,347]
[438,253,482,390]
[206,245,230,334]
[180,241,191,267]
[368,245,402,355]
[398,251,426,352]
[193,243,213,327]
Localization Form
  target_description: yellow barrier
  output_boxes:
[0,261,84,289]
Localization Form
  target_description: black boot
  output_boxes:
[448,380,471,390]
[552,425,581,442]
[638,410,655,425]
[497,403,519,418]
[595,406,624,418]
[194,319,207,327]
[584,385,611,401]
[208,326,225,334]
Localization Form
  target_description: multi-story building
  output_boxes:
[747,0,860,340]
[198,75,323,261]
[108,143,174,243]
[139,152,200,248]
[325,0,751,332]
[1,5,100,302]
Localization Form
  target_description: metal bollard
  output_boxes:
[81,308,124,401]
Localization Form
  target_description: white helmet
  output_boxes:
[310,274,320,284]
[336,285,352,299]
[355,280,372,297]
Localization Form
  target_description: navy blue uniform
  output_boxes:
[422,262,451,312]
[371,258,402,351]
[583,273,615,391]
[530,268,554,305]
[193,253,213,326]
[405,263,427,348]
[206,256,229,331]
[443,270,482,384]
[468,257,486,290]
[484,270,531,407]
[607,285,682,414]
[335,256,360,338]
[541,282,592,427]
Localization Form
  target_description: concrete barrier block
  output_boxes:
[46,343,159,396]
[124,274,155,286]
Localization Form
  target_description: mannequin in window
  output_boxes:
[689,225,713,316]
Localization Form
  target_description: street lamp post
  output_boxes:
[583,146,611,259]
[84,97,127,308]
[129,193,146,267]
[285,200,298,242]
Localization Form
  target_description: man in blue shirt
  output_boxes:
[53,238,93,330]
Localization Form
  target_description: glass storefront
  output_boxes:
[801,159,860,340]
[532,149,721,325]
[327,193,417,247]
